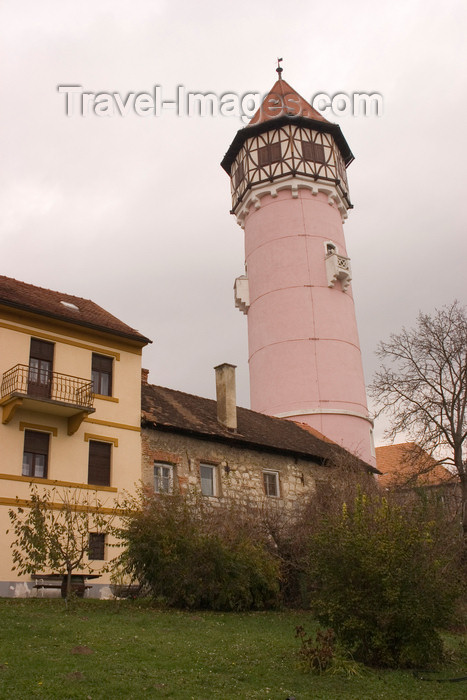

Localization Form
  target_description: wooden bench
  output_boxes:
[32,575,92,598]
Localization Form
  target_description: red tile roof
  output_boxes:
[0,275,151,344]
[142,382,377,471]
[248,78,330,126]
[376,443,455,488]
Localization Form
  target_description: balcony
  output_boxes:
[325,252,352,292]
[0,364,95,434]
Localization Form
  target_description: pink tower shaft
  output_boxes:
[244,188,374,465]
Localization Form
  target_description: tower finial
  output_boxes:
[276,57,283,79]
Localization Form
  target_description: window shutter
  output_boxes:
[30,338,54,362]
[88,441,111,486]
[258,143,281,167]
[24,430,49,454]
[89,533,105,560]
[92,354,113,373]
[313,143,325,164]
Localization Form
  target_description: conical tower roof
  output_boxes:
[248,77,330,126]
[221,75,353,174]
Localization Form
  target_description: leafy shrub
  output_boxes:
[117,491,281,611]
[307,492,461,668]
[295,626,336,673]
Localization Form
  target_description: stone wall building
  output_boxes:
[141,364,376,508]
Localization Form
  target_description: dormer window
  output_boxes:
[258,142,281,167]
[60,300,80,311]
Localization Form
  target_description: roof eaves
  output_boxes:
[141,415,328,465]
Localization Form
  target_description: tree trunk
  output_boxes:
[66,567,72,598]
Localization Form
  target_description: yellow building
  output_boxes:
[0,275,150,597]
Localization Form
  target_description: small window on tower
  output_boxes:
[258,142,281,167]
[326,242,337,256]
[234,161,244,188]
[301,140,326,164]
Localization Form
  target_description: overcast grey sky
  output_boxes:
[1,0,466,445]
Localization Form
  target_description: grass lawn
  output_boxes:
[0,599,466,699]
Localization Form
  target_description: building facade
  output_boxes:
[0,276,150,596]
[141,364,375,509]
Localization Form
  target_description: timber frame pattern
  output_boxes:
[222,116,354,216]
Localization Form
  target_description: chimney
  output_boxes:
[141,368,149,385]
[214,363,237,431]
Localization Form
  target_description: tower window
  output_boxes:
[234,161,244,188]
[258,142,281,167]
[326,242,337,255]
[301,140,326,164]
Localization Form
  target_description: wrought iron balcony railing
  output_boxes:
[1,364,94,410]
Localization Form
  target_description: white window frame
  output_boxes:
[200,463,218,497]
[154,462,174,494]
[263,470,280,498]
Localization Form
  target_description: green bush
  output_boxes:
[117,491,281,611]
[307,492,461,668]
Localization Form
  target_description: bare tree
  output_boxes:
[8,486,117,597]
[370,301,467,540]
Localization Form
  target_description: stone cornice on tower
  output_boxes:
[233,177,350,228]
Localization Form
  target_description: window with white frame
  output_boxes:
[200,463,217,497]
[263,470,280,497]
[154,462,174,493]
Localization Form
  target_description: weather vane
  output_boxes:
[276,57,283,79]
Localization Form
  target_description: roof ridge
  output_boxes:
[0,274,91,304]
[0,274,151,344]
